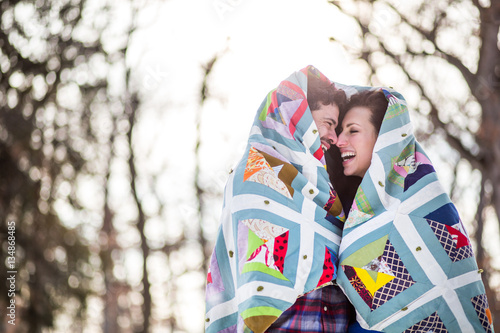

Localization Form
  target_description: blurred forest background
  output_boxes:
[0,0,499,332]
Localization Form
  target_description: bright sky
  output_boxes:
[130,0,373,190]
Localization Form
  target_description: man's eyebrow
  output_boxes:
[326,117,337,125]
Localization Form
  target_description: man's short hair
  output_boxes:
[307,75,347,112]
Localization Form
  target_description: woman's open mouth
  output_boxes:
[341,151,356,163]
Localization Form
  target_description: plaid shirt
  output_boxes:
[266,284,353,333]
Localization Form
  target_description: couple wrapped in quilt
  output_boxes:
[204,65,494,332]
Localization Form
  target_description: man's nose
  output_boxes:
[328,130,338,145]
[336,132,346,147]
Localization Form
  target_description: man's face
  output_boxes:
[311,103,340,151]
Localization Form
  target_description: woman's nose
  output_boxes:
[336,132,346,147]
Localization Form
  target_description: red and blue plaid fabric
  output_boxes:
[266,285,353,333]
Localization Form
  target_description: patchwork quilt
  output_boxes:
[204,66,345,333]
[205,65,494,333]
[337,87,494,332]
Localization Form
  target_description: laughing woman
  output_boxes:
[329,89,494,332]
[336,90,386,179]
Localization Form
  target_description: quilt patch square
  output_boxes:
[382,240,413,281]
[404,312,448,333]
[206,252,225,295]
[343,265,373,308]
[369,239,415,310]
[353,186,374,215]
[427,219,474,262]
[372,277,415,310]
[472,294,493,333]
[239,219,290,282]
[316,246,337,287]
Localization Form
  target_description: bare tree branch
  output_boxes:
[387,2,476,89]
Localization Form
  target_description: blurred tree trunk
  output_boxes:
[0,0,228,331]
[0,0,111,331]
[126,91,152,333]
[331,0,500,328]
[195,56,219,274]
[100,122,127,333]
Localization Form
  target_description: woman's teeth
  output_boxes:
[341,152,356,162]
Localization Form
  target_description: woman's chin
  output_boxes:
[343,169,354,177]
[342,162,354,176]
[343,168,364,178]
